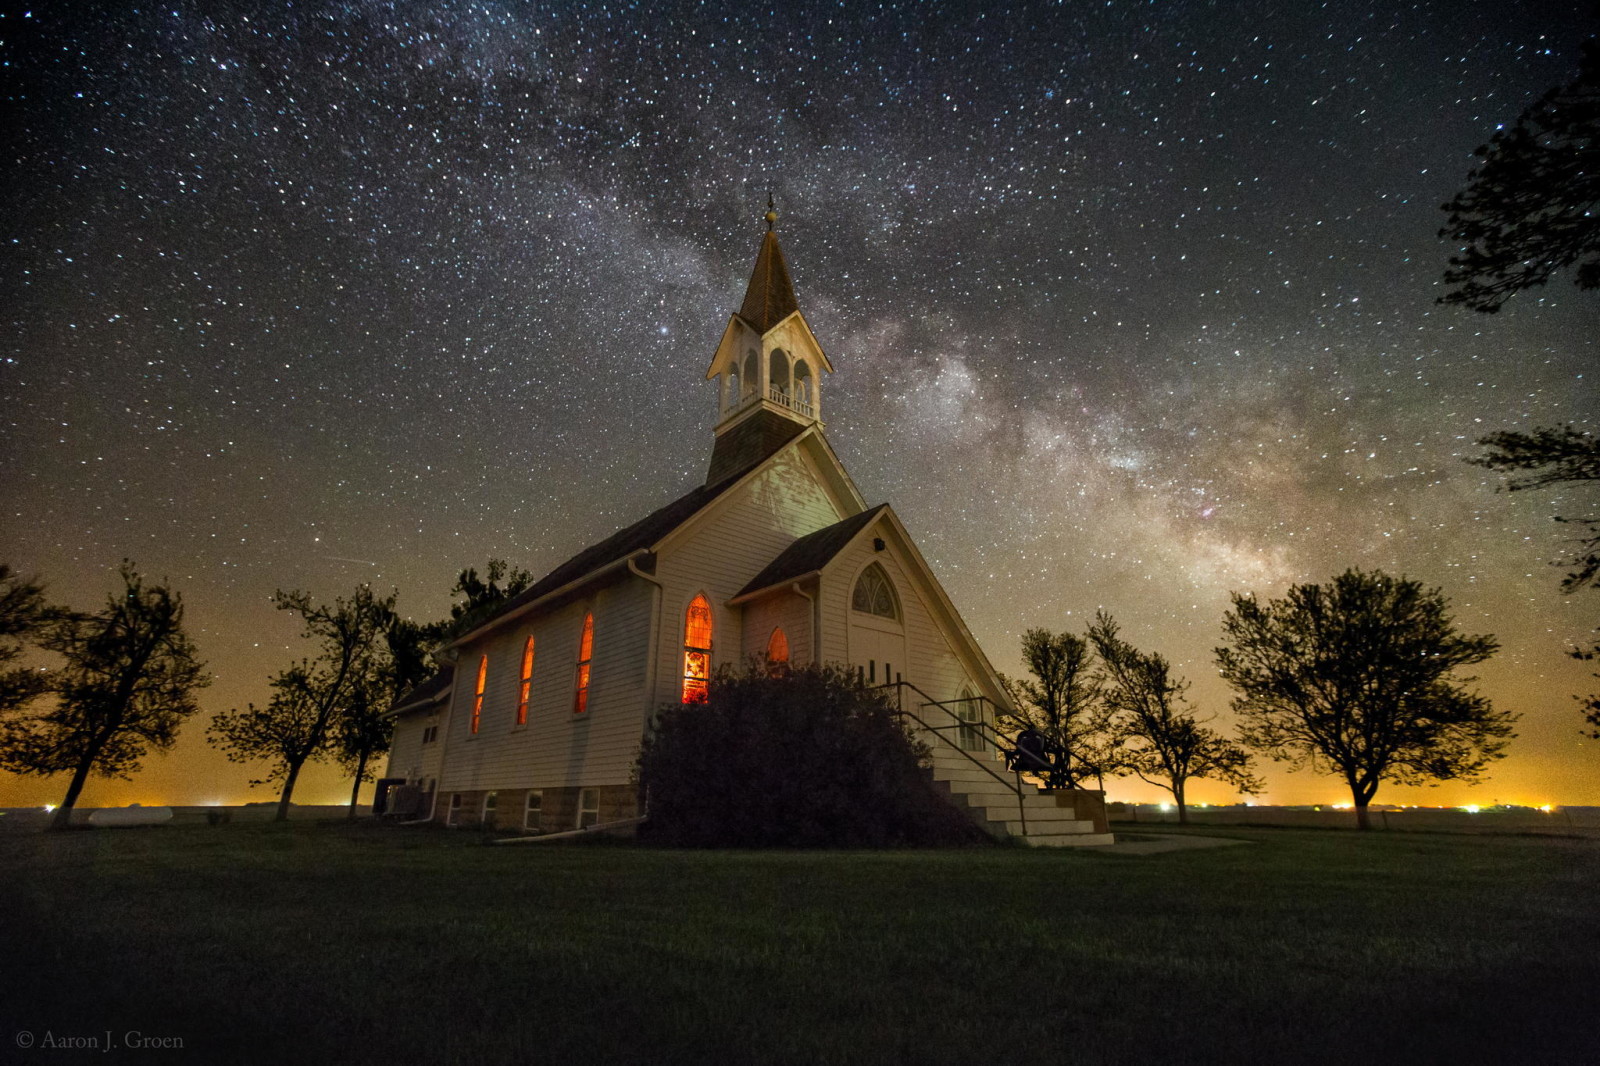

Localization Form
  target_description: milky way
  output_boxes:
[3,1,1597,807]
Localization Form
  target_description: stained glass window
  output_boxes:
[470,654,487,734]
[516,636,535,725]
[682,594,712,703]
[851,564,898,619]
[573,613,594,714]
[766,627,790,666]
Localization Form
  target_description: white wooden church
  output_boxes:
[382,211,1111,846]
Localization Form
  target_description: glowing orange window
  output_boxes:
[516,636,535,725]
[573,613,594,714]
[470,654,487,734]
[766,627,790,667]
[682,594,712,703]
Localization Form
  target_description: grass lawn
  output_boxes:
[2,823,1596,1064]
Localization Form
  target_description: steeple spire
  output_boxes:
[737,201,799,334]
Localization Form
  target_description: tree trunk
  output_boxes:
[1174,779,1188,825]
[346,751,368,819]
[1349,777,1378,830]
[276,759,305,822]
[50,756,96,831]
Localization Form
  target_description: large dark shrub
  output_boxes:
[637,664,987,847]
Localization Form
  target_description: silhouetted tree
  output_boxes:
[208,586,393,820]
[999,628,1119,789]
[0,565,50,715]
[1088,613,1258,824]
[439,559,533,641]
[1217,570,1513,829]
[1471,426,1600,741]
[1440,42,1600,312]
[0,563,208,830]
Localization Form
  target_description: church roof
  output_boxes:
[733,503,891,600]
[736,229,799,333]
[449,427,811,648]
[386,665,455,717]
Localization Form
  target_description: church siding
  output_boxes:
[436,576,655,795]
[651,447,845,702]
[821,528,978,706]
[388,714,426,781]
[741,588,813,666]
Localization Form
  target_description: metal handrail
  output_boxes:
[872,680,1030,836]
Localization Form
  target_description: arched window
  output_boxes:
[766,627,790,668]
[769,347,790,399]
[470,654,487,734]
[794,361,814,412]
[725,369,740,409]
[516,635,535,726]
[742,350,758,397]
[573,613,594,714]
[851,563,899,620]
[956,686,985,752]
[682,594,712,703]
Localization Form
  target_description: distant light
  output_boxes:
[1158,803,1172,812]
[1332,803,1352,810]
[42,804,56,813]
[1462,804,1481,814]
[1539,805,1554,813]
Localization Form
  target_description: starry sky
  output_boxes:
[3,0,1597,809]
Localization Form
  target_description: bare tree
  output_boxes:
[1217,570,1512,829]
[208,586,393,820]
[1088,612,1258,824]
[0,563,208,830]
[1000,628,1119,789]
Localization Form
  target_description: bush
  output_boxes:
[636,664,988,847]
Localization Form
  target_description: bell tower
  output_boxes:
[703,201,834,486]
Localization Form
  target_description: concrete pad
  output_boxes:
[1100,832,1252,856]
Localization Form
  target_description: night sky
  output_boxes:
[3,1,1596,809]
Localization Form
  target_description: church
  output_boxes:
[382,210,1111,846]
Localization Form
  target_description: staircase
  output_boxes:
[878,682,1115,848]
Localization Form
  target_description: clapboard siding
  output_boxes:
[819,523,977,704]
[385,708,445,785]
[741,588,813,666]
[651,447,847,703]
[437,576,655,793]
[386,715,426,781]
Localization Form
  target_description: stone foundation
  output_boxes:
[432,784,639,832]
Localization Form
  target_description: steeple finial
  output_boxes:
[765,192,778,232]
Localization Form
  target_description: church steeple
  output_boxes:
[736,204,799,333]
[703,204,835,486]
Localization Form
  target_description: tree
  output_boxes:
[1439,42,1600,312]
[999,628,1119,790]
[0,565,50,715]
[1472,425,1600,740]
[637,664,985,847]
[1471,425,1600,592]
[208,585,394,820]
[438,559,533,641]
[0,563,208,830]
[1087,613,1258,824]
[1217,569,1513,829]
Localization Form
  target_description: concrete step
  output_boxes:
[1024,831,1117,848]
[992,814,1098,834]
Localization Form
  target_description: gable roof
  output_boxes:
[386,665,454,718]
[446,424,823,650]
[733,503,891,601]
[737,230,800,333]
